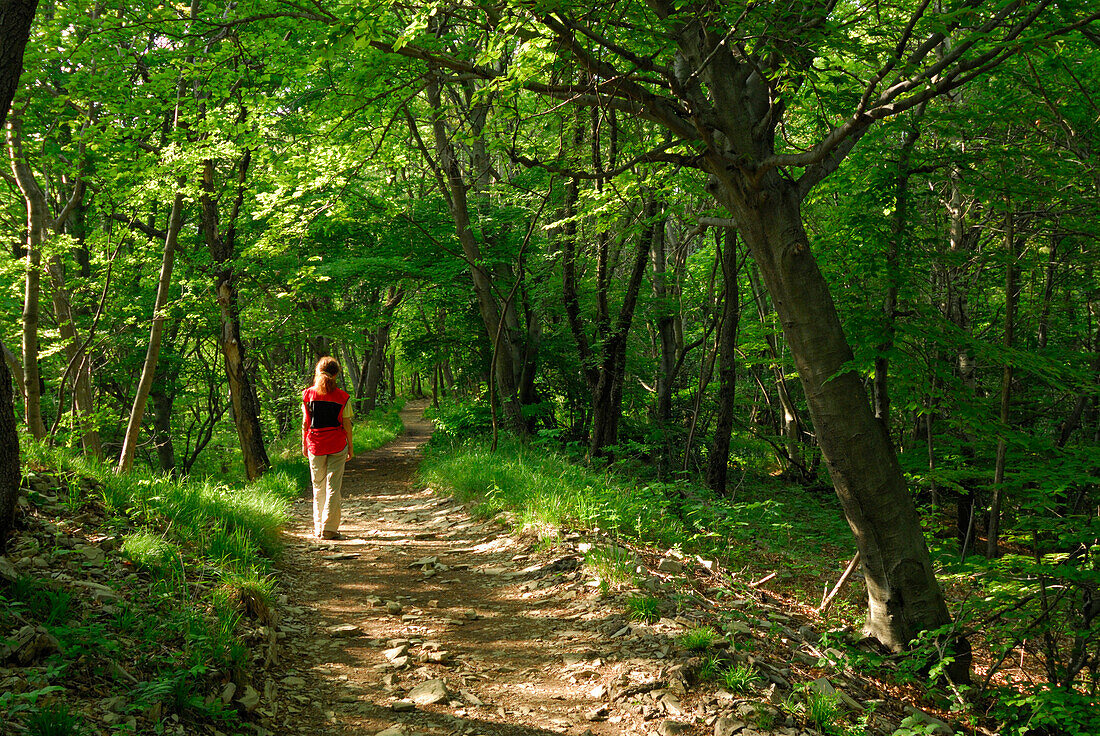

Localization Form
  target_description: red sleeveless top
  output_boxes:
[303,387,350,456]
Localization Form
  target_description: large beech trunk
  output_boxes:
[716,178,956,655]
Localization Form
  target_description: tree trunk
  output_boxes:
[0,3,36,547]
[0,356,18,552]
[0,0,38,133]
[651,211,677,426]
[363,286,404,412]
[987,209,1020,558]
[200,155,269,481]
[707,227,741,494]
[7,118,46,438]
[713,177,956,657]
[588,198,659,457]
[118,189,184,474]
[874,110,923,431]
[747,264,806,477]
[424,73,526,433]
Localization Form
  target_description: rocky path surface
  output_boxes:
[268,402,717,736]
[263,402,903,736]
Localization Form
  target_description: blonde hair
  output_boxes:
[312,356,340,395]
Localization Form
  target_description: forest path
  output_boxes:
[272,401,697,736]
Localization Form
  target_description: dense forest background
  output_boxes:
[3,1,1100,733]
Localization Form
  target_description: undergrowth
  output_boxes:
[3,403,404,735]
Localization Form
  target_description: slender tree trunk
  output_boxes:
[651,212,676,426]
[875,110,923,430]
[363,286,404,412]
[0,358,17,552]
[588,198,659,457]
[707,228,741,494]
[118,190,184,474]
[8,119,46,438]
[987,209,1020,558]
[200,154,269,481]
[424,73,526,433]
[748,264,805,476]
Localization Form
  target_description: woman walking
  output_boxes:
[302,356,354,540]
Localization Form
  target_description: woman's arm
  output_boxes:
[301,404,310,457]
[343,414,354,461]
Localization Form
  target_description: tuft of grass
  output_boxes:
[626,594,662,623]
[122,531,180,575]
[584,545,637,590]
[805,689,842,734]
[215,569,276,625]
[721,663,762,693]
[678,626,718,651]
[7,577,76,626]
[24,703,82,736]
[697,654,721,681]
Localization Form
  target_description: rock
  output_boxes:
[375,727,405,736]
[281,676,306,687]
[2,625,59,665]
[407,678,450,705]
[392,699,415,712]
[660,693,684,716]
[384,645,410,661]
[109,660,138,684]
[657,558,683,574]
[410,556,438,567]
[807,677,862,712]
[715,716,746,736]
[659,720,691,736]
[385,601,403,615]
[586,705,609,721]
[0,556,15,583]
[589,683,608,699]
[902,707,953,735]
[327,624,361,638]
[220,682,237,705]
[237,685,261,713]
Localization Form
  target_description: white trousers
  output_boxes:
[308,446,346,536]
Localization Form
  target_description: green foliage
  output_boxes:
[891,715,944,736]
[583,545,636,590]
[720,663,762,693]
[5,577,76,626]
[121,531,181,575]
[424,398,493,446]
[677,627,718,652]
[23,702,82,736]
[991,684,1100,736]
[626,595,662,624]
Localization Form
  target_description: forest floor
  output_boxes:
[263,402,952,736]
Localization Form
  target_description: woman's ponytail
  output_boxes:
[312,356,340,395]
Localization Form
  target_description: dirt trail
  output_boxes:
[272,401,708,736]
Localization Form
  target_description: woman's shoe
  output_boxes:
[321,530,345,540]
